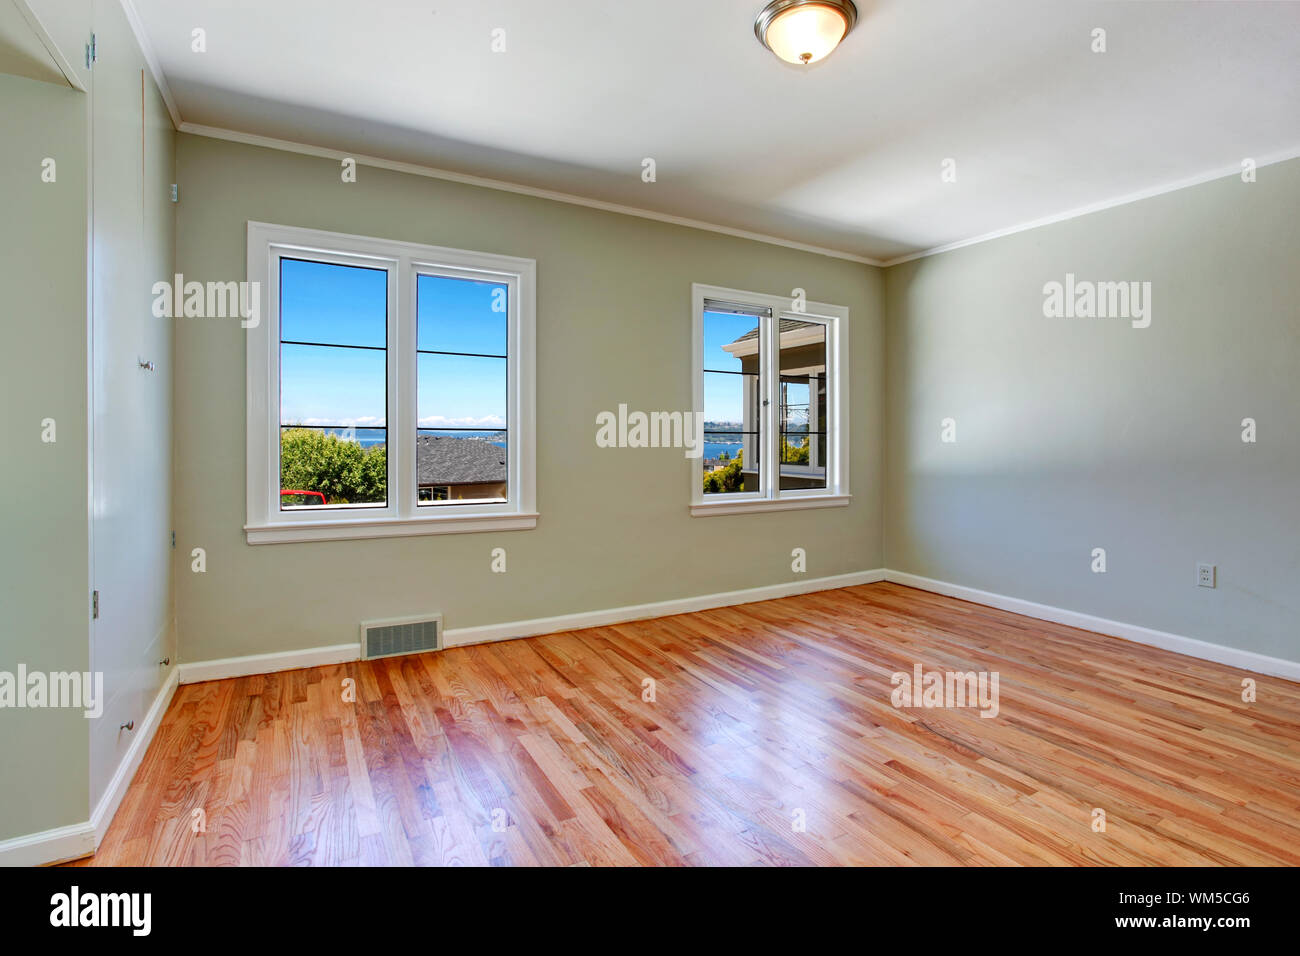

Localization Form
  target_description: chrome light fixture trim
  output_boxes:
[754,0,859,65]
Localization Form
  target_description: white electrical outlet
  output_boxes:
[1197,563,1216,588]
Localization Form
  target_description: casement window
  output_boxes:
[691,283,849,516]
[245,222,536,543]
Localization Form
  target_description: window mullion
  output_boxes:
[763,311,777,499]
[263,251,281,525]
[508,274,520,510]
[825,315,836,495]
[392,259,412,519]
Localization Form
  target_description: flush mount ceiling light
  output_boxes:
[754,0,858,66]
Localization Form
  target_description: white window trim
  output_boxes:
[245,221,536,544]
[690,282,849,517]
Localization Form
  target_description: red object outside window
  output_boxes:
[280,489,326,505]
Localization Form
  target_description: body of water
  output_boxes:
[704,440,742,460]
[294,427,508,449]
[294,427,748,459]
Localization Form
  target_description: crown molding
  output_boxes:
[175,121,885,266]
[112,0,1300,272]
[881,145,1300,268]
[118,0,182,128]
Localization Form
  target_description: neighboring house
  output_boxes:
[721,319,828,491]
[415,434,507,502]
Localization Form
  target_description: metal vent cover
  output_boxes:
[360,614,442,660]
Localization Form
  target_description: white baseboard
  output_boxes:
[171,567,1298,681]
[0,665,180,867]
[90,666,180,847]
[171,571,889,678]
[884,570,1300,682]
[6,565,1290,866]
[442,570,889,647]
[177,642,360,684]
[0,820,95,868]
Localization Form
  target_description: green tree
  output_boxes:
[782,437,810,465]
[703,448,745,494]
[280,428,387,505]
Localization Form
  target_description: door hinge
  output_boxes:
[92,590,100,619]
[171,530,176,549]
[169,184,180,203]
[85,33,96,69]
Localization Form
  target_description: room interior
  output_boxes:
[1,0,1297,870]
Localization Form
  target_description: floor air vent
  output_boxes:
[361,615,443,660]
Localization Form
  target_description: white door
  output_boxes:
[88,0,173,809]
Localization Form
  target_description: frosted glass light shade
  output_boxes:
[756,1,857,65]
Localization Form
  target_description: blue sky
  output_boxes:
[279,260,507,428]
[416,274,507,428]
[278,268,759,430]
[703,310,759,427]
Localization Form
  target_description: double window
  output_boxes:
[246,222,536,543]
[691,284,848,515]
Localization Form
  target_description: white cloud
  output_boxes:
[417,415,505,429]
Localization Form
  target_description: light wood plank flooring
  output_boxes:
[71,583,1300,866]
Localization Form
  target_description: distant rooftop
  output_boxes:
[416,434,506,485]
[727,317,803,345]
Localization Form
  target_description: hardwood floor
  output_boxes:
[72,583,1300,866]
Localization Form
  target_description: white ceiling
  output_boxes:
[129,0,1300,263]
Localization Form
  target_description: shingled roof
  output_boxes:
[416,435,507,485]
[727,318,806,344]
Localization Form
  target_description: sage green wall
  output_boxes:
[884,158,1300,663]
[173,134,885,664]
[0,73,90,840]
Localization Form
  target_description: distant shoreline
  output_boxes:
[282,424,752,458]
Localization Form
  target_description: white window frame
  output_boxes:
[691,283,849,517]
[245,221,536,544]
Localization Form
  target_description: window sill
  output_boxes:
[689,494,851,517]
[245,512,539,545]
